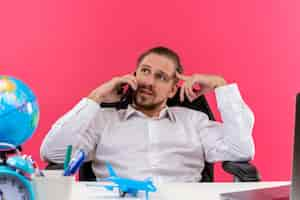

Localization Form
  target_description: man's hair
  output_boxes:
[137,46,183,74]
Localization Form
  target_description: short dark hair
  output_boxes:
[137,46,183,74]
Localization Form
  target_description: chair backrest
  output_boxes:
[78,88,216,182]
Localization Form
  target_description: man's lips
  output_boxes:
[139,88,153,95]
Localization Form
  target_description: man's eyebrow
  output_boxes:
[156,69,173,78]
[140,64,152,68]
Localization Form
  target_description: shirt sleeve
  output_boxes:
[40,98,102,163]
[197,83,255,162]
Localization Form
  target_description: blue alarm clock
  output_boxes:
[0,145,35,200]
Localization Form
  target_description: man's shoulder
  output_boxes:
[96,106,126,122]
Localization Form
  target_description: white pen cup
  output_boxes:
[32,170,75,200]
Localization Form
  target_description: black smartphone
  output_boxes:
[117,72,136,109]
[119,85,134,103]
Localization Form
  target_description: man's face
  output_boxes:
[133,53,178,110]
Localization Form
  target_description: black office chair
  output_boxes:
[46,89,260,182]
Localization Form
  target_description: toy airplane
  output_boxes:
[91,162,157,200]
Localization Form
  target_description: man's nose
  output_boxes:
[142,74,155,86]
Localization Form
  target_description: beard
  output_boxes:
[132,85,166,111]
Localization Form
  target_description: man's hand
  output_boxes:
[87,74,137,104]
[176,73,227,102]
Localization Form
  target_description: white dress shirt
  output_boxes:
[40,83,255,183]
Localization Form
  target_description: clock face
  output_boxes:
[0,174,30,200]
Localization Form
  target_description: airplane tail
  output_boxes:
[105,161,117,177]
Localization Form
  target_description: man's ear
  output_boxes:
[168,84,179,99]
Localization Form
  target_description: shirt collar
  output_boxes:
[123,104,176,122]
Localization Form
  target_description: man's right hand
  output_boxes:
[87,74,137,104]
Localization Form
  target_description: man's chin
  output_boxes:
[133,98,158,110]
[135,101,156,110]
[133,93,166,110]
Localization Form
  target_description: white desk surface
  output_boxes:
[70,181,290,200]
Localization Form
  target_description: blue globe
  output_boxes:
[0,76,39,149]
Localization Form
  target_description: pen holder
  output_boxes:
[32,170,75,200]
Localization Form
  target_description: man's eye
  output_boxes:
[156,74,167,81]
[141,68,150,74]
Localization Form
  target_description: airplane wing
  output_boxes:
[144,177,153,182]
[104,185,118,191]
[85,183,119,191]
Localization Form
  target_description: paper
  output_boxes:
[81,183,143,200]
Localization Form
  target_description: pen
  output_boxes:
[63,149,85,176]
[64,145,73,171]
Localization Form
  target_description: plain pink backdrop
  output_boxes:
[1,0,299,181]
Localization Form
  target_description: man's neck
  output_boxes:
[132,103,166,118]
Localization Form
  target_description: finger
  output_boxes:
[198,87,211,96]
[187,85,197,101]
[121,78,137,91]
[126,79,137,90]
[184,79,196,100]
[176,72,189,81]
[180,84,185,102]
[122,74,137,83]
[128,76,138,86]
[186,80,197,97]
[185,85,193,102]
[123,74,137,84]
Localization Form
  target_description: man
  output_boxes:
[40,46,255,183]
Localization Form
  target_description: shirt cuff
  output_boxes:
[215,83,244,108]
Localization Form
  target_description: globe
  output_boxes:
[0,76,39,150]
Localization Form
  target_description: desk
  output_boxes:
[70,181,289,200]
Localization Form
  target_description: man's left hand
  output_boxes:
[176,73,227,102]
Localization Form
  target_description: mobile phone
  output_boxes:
[117,72,136,109]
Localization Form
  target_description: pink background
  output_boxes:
[1,0,299,181]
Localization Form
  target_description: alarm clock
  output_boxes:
[0,155,35,200]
